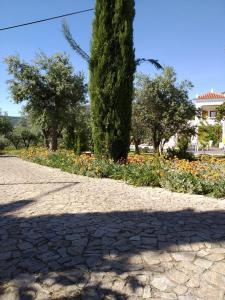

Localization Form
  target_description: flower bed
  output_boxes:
[17,148,225,198]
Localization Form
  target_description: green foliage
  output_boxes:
[90,0,136,160]
[131,103,147,154]
[165,133,195,160]
[6,132,21,149]
[135,67,196,153]
[198,123,222,148]
[0,136,9,151]
[165,148,195,161]
[5,52,86,151]
[123,162,160,186]
[63,106,92,153]
[4,116,41,149]
[216,103,225,122]
[17,148,225,198]
[160,169,210,194]
[0,113,13,136]
[211,180,225,198]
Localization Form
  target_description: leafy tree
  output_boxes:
[0,136,9,151]
[63,105,92,153]
[5,52,86,151]
[6,131,21,149]
[216,103,225,122]
[131,103,147,154]
[198,123,222,148]
[135,67,197,153]
[18,128,38,149]
[6,118,40,149]
[0,111,13,136]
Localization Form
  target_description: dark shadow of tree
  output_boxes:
[0,199,225,299]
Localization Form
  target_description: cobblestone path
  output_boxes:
[1,156,225,299]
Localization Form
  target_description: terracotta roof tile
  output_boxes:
[197,92,225,100]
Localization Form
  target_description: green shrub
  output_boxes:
[165,147,195,161]
[16,148,225,198]
[160,169,212,195]
[210,180,225,198]
[123,163,160,187]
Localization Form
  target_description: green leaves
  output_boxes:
[90,0,135,161]
[5,52,87,151]
[135,67,197,152]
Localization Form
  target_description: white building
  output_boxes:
[193,90,225,149]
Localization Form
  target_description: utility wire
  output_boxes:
[0,8,94,31]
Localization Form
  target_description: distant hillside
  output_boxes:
[8,116,21,126]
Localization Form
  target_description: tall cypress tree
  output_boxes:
[90,0,135,161]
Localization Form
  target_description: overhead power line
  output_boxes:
[0,8,94,31]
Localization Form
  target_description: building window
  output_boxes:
[209,111,216,118]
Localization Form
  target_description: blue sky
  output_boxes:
[0,0,224,116]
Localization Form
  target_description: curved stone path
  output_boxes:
[0,156,225,299]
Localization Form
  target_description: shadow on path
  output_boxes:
[0,199,225,299]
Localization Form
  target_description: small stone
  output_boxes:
[171,252,195,262]
[113,240,132,251]
[186,275,200,288]
[173,285,188,295]
[11,273,36,287]
[86,256,102,268]
[177,244,192,252]
[159,252,172,262]
[203,270,225,288]
[35,290,51,300]
[129,235,141,241]
[143,286,152,299]
[0,287,19,300]
[167,269,189,284]
[93,228,105,237]
[151,276,174,291]
[194,282,224,299]
[18,242,33,250]
[176,261,202,274]
[205,253,224,262]
[211,262,225,275]
[197,249,209,257]
[154,291,177,299]
[194,258,213,269]
[112,280,124,292]
[142,237,157,245]
[65,234,81,241]
[210,248,225,254]
[142,252,160,265]
[179,294,199,300]
[67,245,84,255]
[0,251,12,260]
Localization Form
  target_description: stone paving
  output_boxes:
[1,156,225,299]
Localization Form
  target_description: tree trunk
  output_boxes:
[153,139,160,155]
[49,128,58,151]
[134,139,140,154]
[45,137,50,149]
[42,129,50,149]
[65,126,75,150]
[152,131,161,155]
[159,140,166,155]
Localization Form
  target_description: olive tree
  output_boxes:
[135,67,197,153]
[5,52,86,151]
